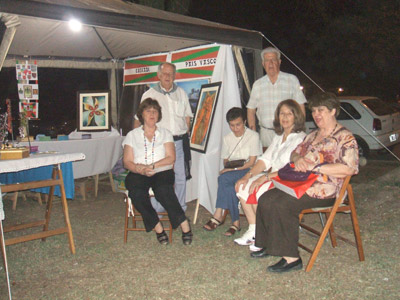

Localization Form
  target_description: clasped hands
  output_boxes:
[234,173,267,194]
[136,163,155,177]
[293,156,318,172]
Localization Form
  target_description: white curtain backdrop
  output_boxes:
[186,44,241,214]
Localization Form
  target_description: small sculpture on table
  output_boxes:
[0,110,29,160]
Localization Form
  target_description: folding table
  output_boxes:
[0,152,84,253]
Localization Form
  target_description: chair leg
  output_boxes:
[94,174,99,198]
[221,209,229,223]
[347,185,365,261]
[305,207,340,272]
[124,196,129,243]
[325,212,338,248]
[108,171,116,193]
[193,198,200,224]
[168,221,173,242]
[11,192,18,211]
[36,192,43,206]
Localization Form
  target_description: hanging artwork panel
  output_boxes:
[18,83,39,100]
[15,63,38,81]
[77,90,111,131]
[19,100,39,119]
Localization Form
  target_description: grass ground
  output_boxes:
[1,160,399,299]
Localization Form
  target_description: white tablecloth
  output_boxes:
[0,152,85,173]
[21,136,123,179]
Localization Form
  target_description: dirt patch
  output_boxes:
[1,162,400,299]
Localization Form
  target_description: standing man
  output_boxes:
[134,62,193,211]
[247,47,306,148]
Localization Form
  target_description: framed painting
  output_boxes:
[176,79,209,114]
[189,81,222,153]
[77,90,111,132]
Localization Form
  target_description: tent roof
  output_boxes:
[0,0,263,61]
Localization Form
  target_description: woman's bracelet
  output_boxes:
[247,171,253,177]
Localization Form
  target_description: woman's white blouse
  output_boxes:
[122,126,174,165]
[221,128,262,160]
[258,131,306,172]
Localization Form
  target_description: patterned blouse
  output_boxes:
[293,125,359,199]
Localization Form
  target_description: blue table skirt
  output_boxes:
[0,162,75,199]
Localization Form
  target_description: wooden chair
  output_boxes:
[122,191,173,243]
[4,191,43,210]
[94,172,116,197]
[298,175,365,272]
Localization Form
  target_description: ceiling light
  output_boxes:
[69,19,82,32]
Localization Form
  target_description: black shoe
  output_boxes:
[182,230,193,245]
[156,230,169,245]
[267,258,303,273]
[250,248,270,258]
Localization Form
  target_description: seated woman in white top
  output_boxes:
[234,99,306,249]
[203,107,262,236]
[123,98,192,245]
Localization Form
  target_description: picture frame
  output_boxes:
[77,90,111,132]
[189,81,222,153]
[176,79,209,114]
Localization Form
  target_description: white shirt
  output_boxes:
[221,128,262,161]
[140,86,193,135]
[258,131,306,172]
[122,126,174,165]
[247,71,307,128]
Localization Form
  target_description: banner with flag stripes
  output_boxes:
[123,45,220,86]
[124,53,168,86]
[172,45,220,81]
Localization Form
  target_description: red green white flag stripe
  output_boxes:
[124,53,168,86]
[172,45,220,81]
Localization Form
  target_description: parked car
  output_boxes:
[305,96,400,157]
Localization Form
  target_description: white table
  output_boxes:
[0,152,84,300]
[21,135,123,179]
[0,152,84,249]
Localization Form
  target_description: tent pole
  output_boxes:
[0,14,20,71]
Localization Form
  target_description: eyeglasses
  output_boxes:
[264,59,279,64]
[161,72,174,77]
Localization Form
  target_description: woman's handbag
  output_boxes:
[272,163,322,199]
[278,163,312,181]
[224,128,247,169]
[224,159,246,169]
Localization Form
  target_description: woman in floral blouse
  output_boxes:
[252,92,359,273]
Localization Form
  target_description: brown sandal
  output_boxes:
[224,225,241,236]
[203,217,223,231]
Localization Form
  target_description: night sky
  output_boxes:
[189,0,400,100]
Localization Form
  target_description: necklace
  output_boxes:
[144,132,156,165]
[311,123,338,145]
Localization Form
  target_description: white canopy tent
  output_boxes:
[0,0,264,213]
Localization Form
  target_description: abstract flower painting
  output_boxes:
[77,90,111,131]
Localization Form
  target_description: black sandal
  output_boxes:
[156,230,169,245]
[182,230,193,245]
